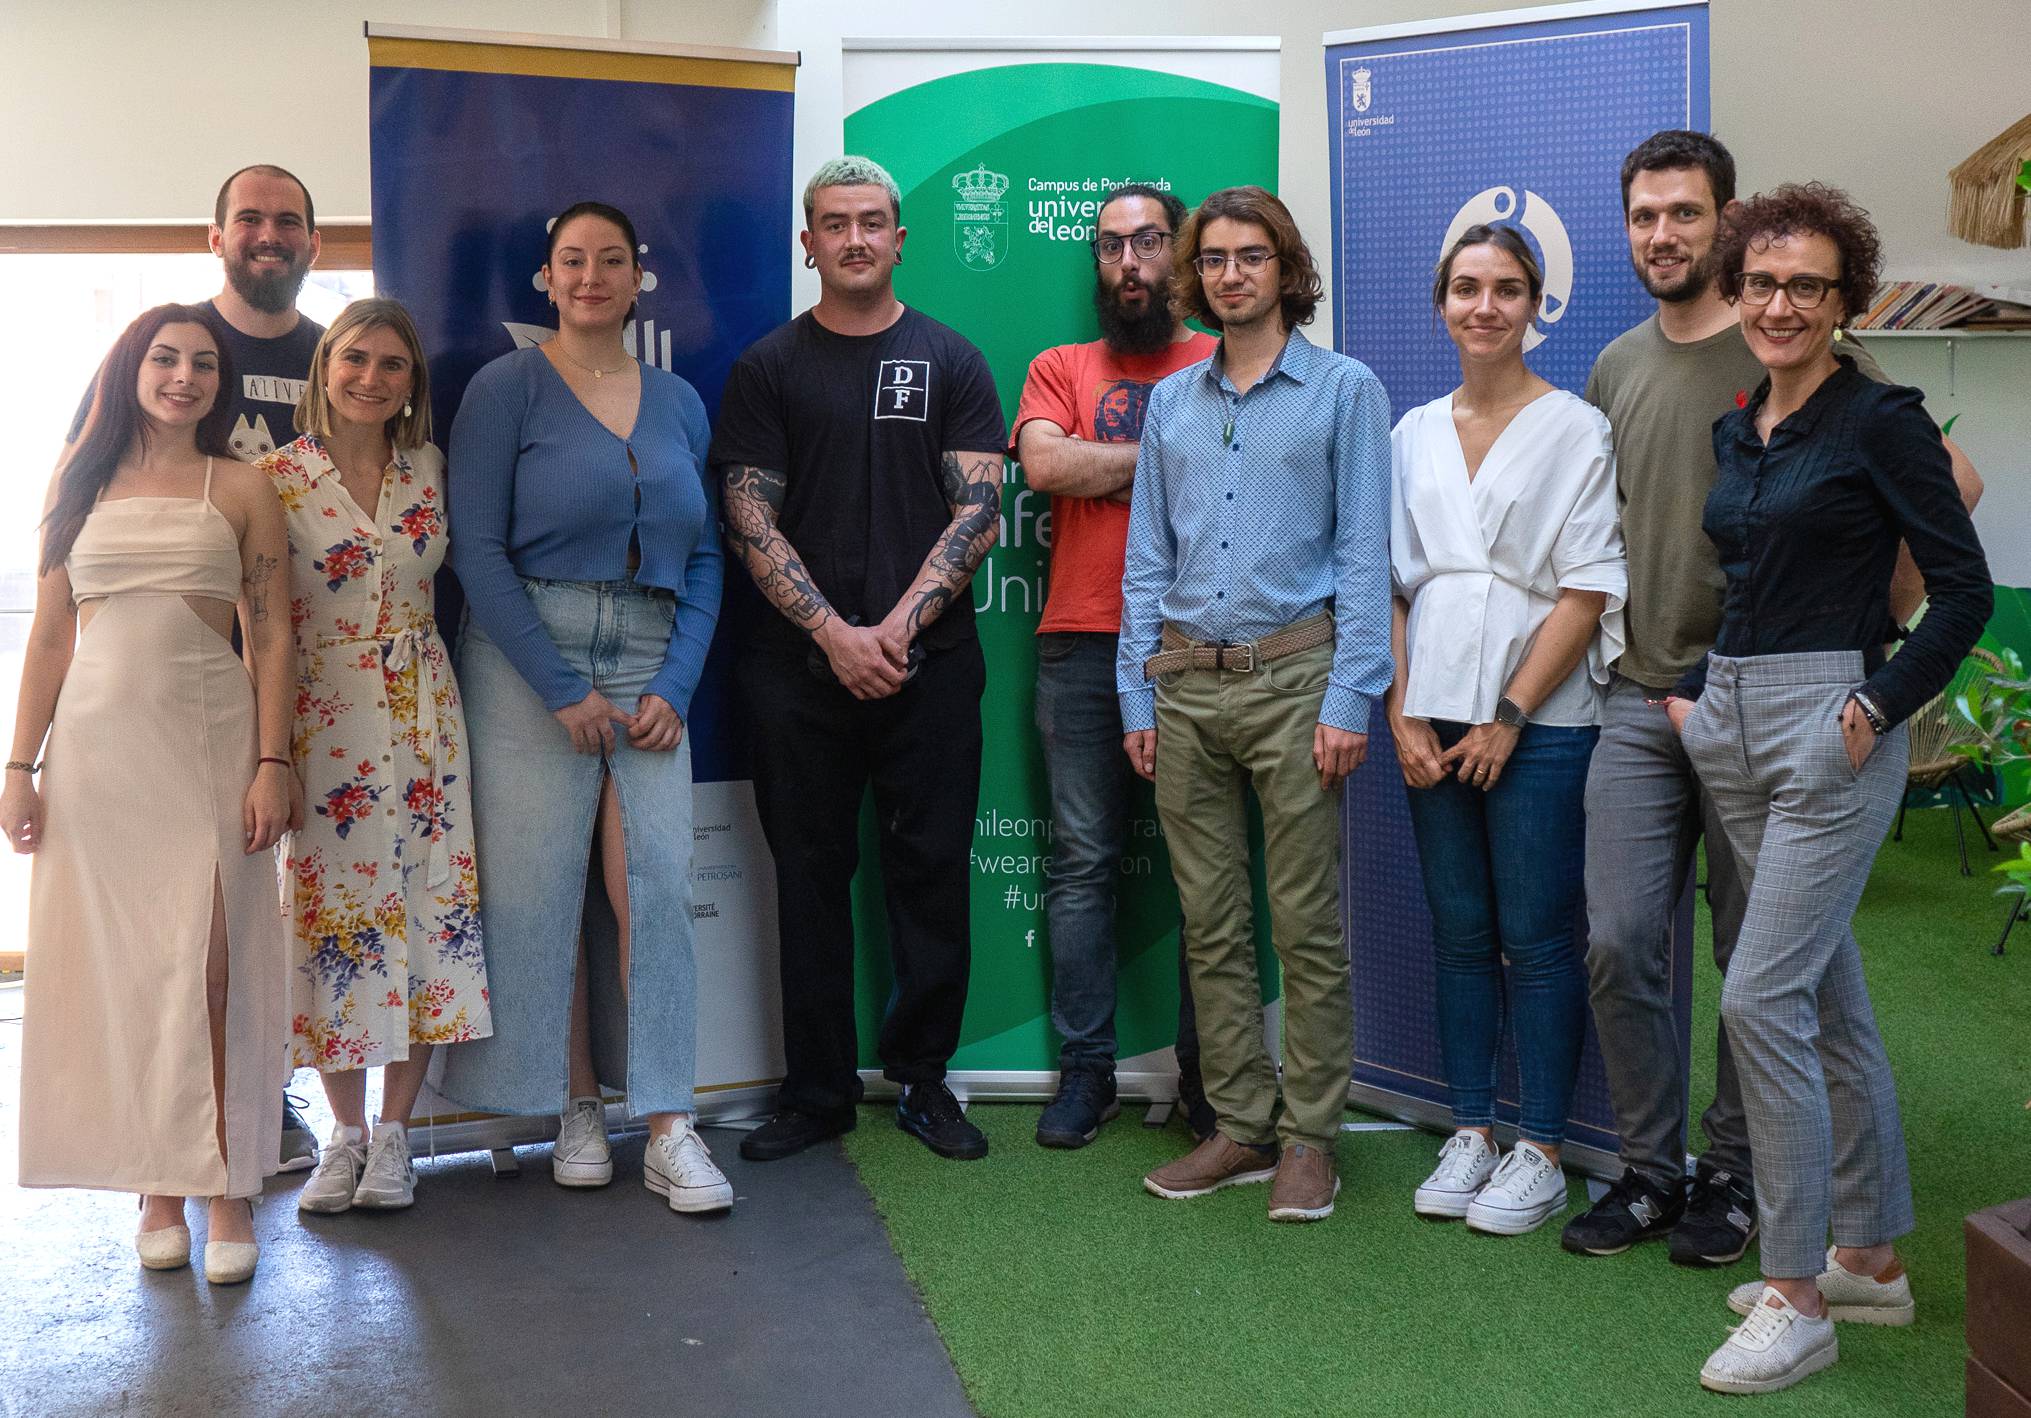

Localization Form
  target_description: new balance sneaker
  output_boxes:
[1413,1129,1500,1219]
[352,1121,416,1209]
[552,1096,613,1187]
[644,1121,735,1213]
[1267,1143,1339,1222]
[1700,1287,1839,1394]
[738,1107,856,1161]
[1036,1069,1120,1149]
[297,1124,368,1214]
[1465,1140,1569,1235]
[279,1094,319,1173]
[896,1081,989,1160]
[1143,1133,1279,1200]
[1559,1167,1686,1256]
[1670,1159,1758,1266]
[1727,1249,1914,1326]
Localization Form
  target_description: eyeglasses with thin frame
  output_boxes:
[1737,271,1840,309]
[1091,229,1173,264]
[1193,247,1276,276]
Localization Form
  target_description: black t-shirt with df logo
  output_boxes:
[710,306,1006,654]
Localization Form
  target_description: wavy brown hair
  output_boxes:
[1169,186,1323,332]
[1716,182,1883,328]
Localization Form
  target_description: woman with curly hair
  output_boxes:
[1666,184,1990,1394]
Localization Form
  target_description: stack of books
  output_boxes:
[1851,282,2031,330]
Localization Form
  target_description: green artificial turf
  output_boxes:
[843,807,2031,1418]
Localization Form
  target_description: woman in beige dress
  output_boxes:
[2,303,294,1285]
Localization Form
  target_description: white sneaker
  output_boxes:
[352,1120,417,1209]
[1464,1140,1569,1235]
[1701,1286,1839,1394]
[644,1121,735,1214]
[552,1097,613,1187]
[1413,1129,1500,1218]
[297,1125,368,1214]
[1727,1248,1915,1326]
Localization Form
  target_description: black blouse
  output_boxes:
[1677,357,1991,727]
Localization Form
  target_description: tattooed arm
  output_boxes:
[720,461,908,700]
[229,463,295,851]
[879,449,1004,650]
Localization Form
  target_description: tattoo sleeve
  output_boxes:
[898,450,1003,640]
[719,462,836,634]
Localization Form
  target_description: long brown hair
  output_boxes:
[43,304,238,576]
[1169,186,1324,332]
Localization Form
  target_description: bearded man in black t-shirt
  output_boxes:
[711,156,1006,1163]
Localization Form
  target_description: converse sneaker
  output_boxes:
[1700,1287,1839,1394]
[1413,1129,1500,1219]
[1670,1159,1758,1266]
[1727,1248,1914,1326]
[1559,1168,1685,1256]
[644,1121,735,1213]
[297,1124,367,1214]
[1464,1140,1569,1235]
[552,1096,613,1187]
[352,1121,416,1209]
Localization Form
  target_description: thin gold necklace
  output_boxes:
[554,343,631,379]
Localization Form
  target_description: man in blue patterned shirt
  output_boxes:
[1120,186,1393,1223]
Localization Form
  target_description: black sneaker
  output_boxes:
[279,1093,319,1173]
[1559,1168,1685,1256]
[1036,1069,1120,1149]
[738,1107,856,1162]
[896,1081,989,1160]
[1669,1160,1758,1267]
[1175,1061,1217,1143]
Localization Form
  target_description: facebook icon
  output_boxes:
[874,359,931,421]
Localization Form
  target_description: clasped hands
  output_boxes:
[1394,717,1520,791]
[816,614,915,701]
[553,690,685,755]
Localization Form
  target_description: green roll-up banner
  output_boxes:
[842,41,1281,1087]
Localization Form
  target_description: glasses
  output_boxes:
[1738,271,1840,309]
[1193,248,1276,275]
[1091,230,1172,264]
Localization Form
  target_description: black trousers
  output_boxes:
[738,636,985,1116]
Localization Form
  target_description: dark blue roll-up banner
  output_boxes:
[1325,2,1707,1172]
[367,25,796,1123]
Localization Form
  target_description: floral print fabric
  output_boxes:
[263,436,490,1070]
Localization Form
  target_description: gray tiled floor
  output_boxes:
[0,982,973,1418]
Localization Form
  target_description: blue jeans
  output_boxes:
[1404,720,1597,1146]
[1033,632,1199,1077]
[437,580,699,1119]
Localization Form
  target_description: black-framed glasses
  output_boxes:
[1738,271,1840,309]
[1091,229,1172,264]
[1193,248,1275,275]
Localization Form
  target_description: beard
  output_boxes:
[1637,244,1720,305]
[225,247,310,314]
[1093,276,1176,356]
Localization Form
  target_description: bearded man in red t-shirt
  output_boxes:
[1011,184,1219,1150]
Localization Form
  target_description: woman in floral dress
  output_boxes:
[259,299,489,1214]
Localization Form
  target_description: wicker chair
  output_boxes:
[1895,646,2006,875]
[1993,805,2030,957]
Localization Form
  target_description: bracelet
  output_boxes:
[1848,690,1889,735]
[5,759,39,774]
[258,756,293,768]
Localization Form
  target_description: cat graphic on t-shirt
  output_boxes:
[230,413,278,462]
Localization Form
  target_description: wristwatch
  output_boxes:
[1494,696,1529,728]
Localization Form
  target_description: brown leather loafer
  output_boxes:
[1268,1142,1340,1222]
[1143,1132,1280,1199]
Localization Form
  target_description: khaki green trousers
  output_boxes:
[1152,639,1350,1150]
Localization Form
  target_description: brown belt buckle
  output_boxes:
[1215,640,1255,673]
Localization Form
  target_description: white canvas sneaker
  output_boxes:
[552,1097,614,1187]
[1701,1286,1839,1394]
[297,1124,368,1214]
[352,1121,417,1209]
[1464,1139,1569,1235]
[1413,1129,1500,1218]
[644,1121,735,1214]
[1727,1248,1915,1325]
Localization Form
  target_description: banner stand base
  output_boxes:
[1348,1082,1621,1183]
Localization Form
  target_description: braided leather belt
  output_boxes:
[1143,610,1334,679]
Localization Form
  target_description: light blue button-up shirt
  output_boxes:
[1116,328,1393,734]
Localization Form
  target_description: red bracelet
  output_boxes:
[258,756,292,768]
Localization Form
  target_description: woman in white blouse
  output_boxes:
[1385,224,1627,1236]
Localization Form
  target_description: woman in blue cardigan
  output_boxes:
[439,201,731,1216]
